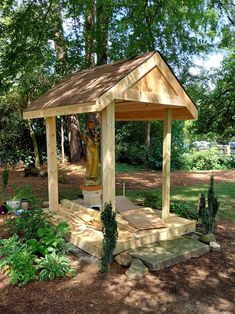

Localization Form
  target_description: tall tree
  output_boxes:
[52,0,84,162]
[84,0,95,68]
[188,53,235,140]
[95,0,113,65]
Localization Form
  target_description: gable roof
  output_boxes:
[23,51,197,120]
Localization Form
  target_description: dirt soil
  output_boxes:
[0,165,234,313]
[0,164,235,200]
[0,220,234,314]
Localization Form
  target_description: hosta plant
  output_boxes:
[36,251,76,281]
[0,235,36,286]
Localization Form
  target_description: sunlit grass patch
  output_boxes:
[117,182,235,222]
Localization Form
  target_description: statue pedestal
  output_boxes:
[80,185,102,208]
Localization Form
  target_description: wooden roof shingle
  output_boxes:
[24,51,155,113]
[23,51,197,120]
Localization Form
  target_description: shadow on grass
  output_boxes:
[118,182,235,222]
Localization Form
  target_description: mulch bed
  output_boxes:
[0,219,234,314]
[0,166,234,313]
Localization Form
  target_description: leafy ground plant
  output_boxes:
[7,207,51,239]
[36,251,75,281]
[12,185,40,209]
[0,234,36,286]
[27,222,70,255]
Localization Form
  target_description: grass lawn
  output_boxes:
[117,182,235,222]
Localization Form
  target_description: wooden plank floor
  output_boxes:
[51,197,196,259]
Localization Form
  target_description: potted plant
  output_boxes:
[5,196,21,210]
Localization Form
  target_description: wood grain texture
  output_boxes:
[101,101,115,210]
[46,117,59,212]
[162,109,172,222]
[23,51,197,121]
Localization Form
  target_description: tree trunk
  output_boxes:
[84,1,100,125]
[61,116,65,163]
[28,120,41,170]
[145,121,151,149]
[53,1,83,163]
[66,115,83,162]
[95,0,111,65]
[143,1,156,150]
[84,0,95,68]
[53,1,68,76]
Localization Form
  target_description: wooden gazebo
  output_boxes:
[23,51,197,223]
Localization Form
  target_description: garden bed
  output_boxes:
[0,220,234,313]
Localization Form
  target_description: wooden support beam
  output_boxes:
[101,101,115,210]
[115,107,192,121]
[23,101,97,119]
[46,117,59,212]
[117,89,186,107]
[162,109,172,222]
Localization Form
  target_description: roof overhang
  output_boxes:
[23,51,198,121]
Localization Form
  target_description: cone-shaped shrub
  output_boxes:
[101,202,118,273]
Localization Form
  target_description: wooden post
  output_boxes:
[46,117,59,212]
[162,109,172,222]
[101,101,115,210]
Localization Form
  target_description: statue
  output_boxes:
[82,119,100,186]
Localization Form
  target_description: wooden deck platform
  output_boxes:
[51,196,196,259]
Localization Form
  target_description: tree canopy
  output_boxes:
[0,0,234,167]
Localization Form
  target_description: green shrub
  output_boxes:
[36,251,75,281]
[27,222,69,255]
[101,202,118,273]
[2,168,9,190]
[1,211,72,286]
[183,148,235,170]
[198,175,220,234]
[8,207,51,239]
[115,121,185,170]
[13,185,40,209]
[170,202,198,220]
[8,205,70,255]
[142,192,198,220]
[0,235,36,286]
[143,193,162,209]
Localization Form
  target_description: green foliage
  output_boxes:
[189,53,235,139]
[0,235,36,286]
[1,215,71,285]
[0,182,72,286]
[198,192,206,220]
[27,222,69,256]
[183,148,235,170]
[8,205,69,255]
[116,121,186,170]
[101,202,118,273]
[116,163,145,173]
[170,202,198,220]
[143,193,162,209]
[13,185,40,208]
[198,175,220,234]
[2,168,9,190]
[36,251,75,281]
[0,0,233,167]
[142,192,198,220]
[8,207,51,239]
